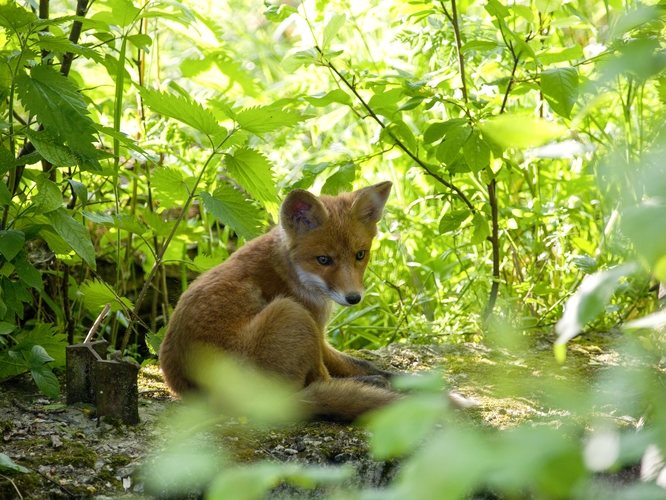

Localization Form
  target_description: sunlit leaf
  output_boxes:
[46,208,96,269]
[200,184,263,240]
[480,115,568,149]
[541,67,578,119]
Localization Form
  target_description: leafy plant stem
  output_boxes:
[322,54,476,213]
[440,0,468,103]
[120,132,236,354]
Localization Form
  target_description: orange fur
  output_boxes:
[159,182,398,421]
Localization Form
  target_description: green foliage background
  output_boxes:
[1,0,666,496]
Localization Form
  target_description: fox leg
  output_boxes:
[240,297,330,387]
[322,344,394,380]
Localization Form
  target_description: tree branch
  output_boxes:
[440,0,468,103]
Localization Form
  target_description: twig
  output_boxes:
[84,303,111,343]
[440,0,468,103]
[0,474,23,500]
[36,470,76,498]
[322,53,476,213]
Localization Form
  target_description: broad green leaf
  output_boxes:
[224,147,278,208]
[92,0,140,27]
[512,5,534,23]
[304,89,352,107]
[235,105,305,134]
[15,66,100,170]
[0,146,14,175]
[572,255,598,274]
[14,254,42,289]
[439,210,471,234]
[461,40,498,53]
[0,1,37,34]
[554,265,637,359]
[0,453,29,474]
[463,132,491,173]
[365,394,448,459]
[82,210,114,225]
[264,3,298,22]
[536,0,563,13]
[322,13,346,49]
[537,45,584,65]
[200,185,263,240]
[189,254,220,272]
[471,212,490,244]
[37,34,104,63]
[485,0,510,18]
[46,208,96,269]
[79,279,134,314]
[621,202,666,271]
[151,167,190,207]
[436,125,471,165]
[480,115,568,149]
[281,48,319,73]
[424,119,467,144]
[30,364,60,399]
[0,182,12,206]
[15,324,67,368]
[33,178,63,214]
[25,344,54,367]
[0,322,16,336]
[139,87,223,136]
[541,67,579,119]
[321,163,356,195]
[0,230,25,261]
[67,180,88,208]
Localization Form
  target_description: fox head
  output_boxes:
[279,181,392,307]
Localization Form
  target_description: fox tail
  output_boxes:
[298,378,399,422]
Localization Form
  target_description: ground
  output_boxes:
[0,331,651,499]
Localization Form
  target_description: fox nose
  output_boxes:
[346,293,361,305]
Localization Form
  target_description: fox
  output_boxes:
[159,181,399,421]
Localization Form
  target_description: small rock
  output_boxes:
[50,434,63,448]
[284,448,298,455]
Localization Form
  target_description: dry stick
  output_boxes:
[323,56,476,213]
[0,474,23,500]
[84,303,111,343]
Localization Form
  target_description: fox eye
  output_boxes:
[316,256,333,266]
[356,251,366,261]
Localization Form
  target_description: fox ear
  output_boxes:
[352,181,392,224]
[280,189,329,235]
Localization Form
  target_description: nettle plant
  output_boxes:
[0,0,312,395]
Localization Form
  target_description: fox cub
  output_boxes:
[159,181,398,421]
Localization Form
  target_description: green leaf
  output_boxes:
[79,279,134,314]
[264,3,298,22]
[223,147,278,208]
[200,184,263,240]
[439,210,471,234]
[93,0,140,27]
[365,394,448,459]
[321,163,356,195]
[15,66,100,170]
[461,40,498,53]
[480,115,568,149]
[485,0,510,18]
[621,202,666,270]
[541,67,578,119]
[46,208,96,269]
[0,322,16,336]
[151,167,190,207]
[281,48,319,73]
[235,105,306,134]
[139,87,223,136]
[25,344,54,367]
[304,89,352,107]
[555,265,637,353]
[24,129,79,168]
[536,0,563,13]
[463,132,491,173]
[537,45,584,65]
[15,324,67,368]
[37,34,104,63]
[33,178,63,214]
[68,180,88,208]
[0,2,37,34]
[0,453,29,474]
[322,13,346,49]
[14,254,43,289]
[0,230,25,261]
[436,125,471,165]
[30,364,60,399]
[471,212,490,244]
[0,146,14,175]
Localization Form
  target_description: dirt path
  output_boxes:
[0,332,640,499]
